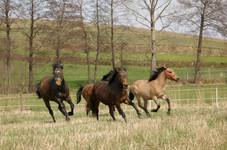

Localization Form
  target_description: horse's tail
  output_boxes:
[129,90,134,101]
[35,82,42,99]
[76,86,83,104]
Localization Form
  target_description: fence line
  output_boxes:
[0,85,226,110]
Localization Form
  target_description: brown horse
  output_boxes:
[77,83,94,115]
[89,68,132,122]
[129,67,179,117]
[77,69,141,117]
[36,63,74,122]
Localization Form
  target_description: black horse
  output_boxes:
[36,63,74,122]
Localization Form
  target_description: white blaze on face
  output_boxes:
[56,78,62,86]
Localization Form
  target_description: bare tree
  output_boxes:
[19,0,45,92]
[110,0,115,68]
[93,0,100,82]
[45,0,80,64]
[0,0,15,92]
[109,0,126,68]
[211,0,227,37]
[123,0,172,72]
[177,0,223,83]
[77,0,91,82]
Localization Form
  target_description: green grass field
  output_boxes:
[1,60,227,94]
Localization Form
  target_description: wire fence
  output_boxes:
[0,85,226,111]
[177,69,227,83]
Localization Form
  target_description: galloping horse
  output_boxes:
[89,68,131,122]
[129,67,179,117]
[77,68,140,117]
[36,63,74,122]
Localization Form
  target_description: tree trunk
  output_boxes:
[110,0,115,69]
[28,0,34,93]
[94,0,100,82]
[5,0,11,93]
[56,36,61,64]
[120,43,123,68]
[150,24,156,72]
[193,13,205,83]
[150,2,156,74]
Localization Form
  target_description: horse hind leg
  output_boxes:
[85,97,92,116]
[137,96,150,117]
[44,99,56,122]
[90,96,100,120]
[128,100,141,118]
[163,96,171,115]
[86,102,90,116]
[66,96,74,116]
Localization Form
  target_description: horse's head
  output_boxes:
[53,63,64,86]
[164,68,180,82]
[109,67,128,89]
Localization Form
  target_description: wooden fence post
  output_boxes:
[215,87,219,110]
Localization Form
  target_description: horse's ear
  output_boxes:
[52,63,57,71]
[122,67,127,71]
[59,64,64,69]
[163,64,168,69]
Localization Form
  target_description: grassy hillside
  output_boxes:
[1,21,227,66]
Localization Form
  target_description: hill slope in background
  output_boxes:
[0,21,227,67]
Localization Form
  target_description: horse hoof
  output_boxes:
[68,112,73,116]
[146,113,151,117]
[137,114,142,118]
[66,117,70,121]
[151,109,158,112]
[167,111,171,115]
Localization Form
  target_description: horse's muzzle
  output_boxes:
[175,77,180,82]
[123,84,128,89]
[55,78,62,86]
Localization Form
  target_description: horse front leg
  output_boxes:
[65,96,74,116]
[151,97,161,112]
[116,104,127,123]
[127,100,141,118]
[43,99,56,122]
[162,95,171,115]
[56,98,70,121]
[108,105,116,121]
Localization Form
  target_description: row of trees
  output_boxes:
[0,0,227,93]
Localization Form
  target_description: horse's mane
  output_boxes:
[103,67,127,84]
[102,70,114,81]
[148,67,166,81]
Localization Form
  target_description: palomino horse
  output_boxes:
[36,63,74,122]
[77,68,141,117]
[129,67,179,117]
[89,68,131,122]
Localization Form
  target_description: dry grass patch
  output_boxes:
[0,101,227,150]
